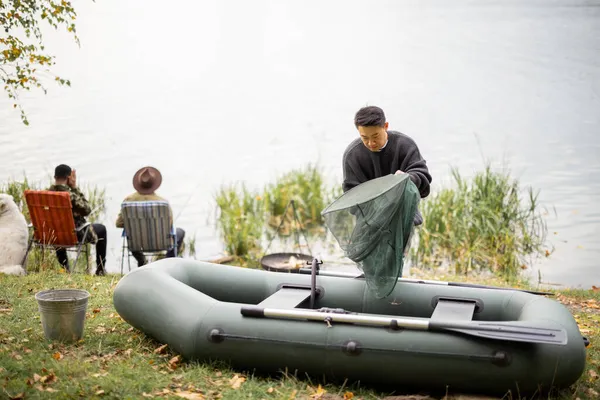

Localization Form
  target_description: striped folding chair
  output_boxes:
[23,190,91,272]
[120,200,177,274]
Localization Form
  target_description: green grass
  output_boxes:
[411,162,550,280]
[0,272,598,400]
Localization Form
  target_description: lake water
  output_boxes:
[1,0,598,288]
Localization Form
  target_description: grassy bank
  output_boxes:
[0,272,598,400]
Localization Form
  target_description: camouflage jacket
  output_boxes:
[47,184,98,243]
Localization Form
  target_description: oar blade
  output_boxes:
[432,321,568,345]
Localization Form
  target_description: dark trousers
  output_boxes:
[56,223,107,274]
[131,227,185,267]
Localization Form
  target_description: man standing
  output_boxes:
[48,164,107,275]
[115,166,185,267]
[342,105,432,224]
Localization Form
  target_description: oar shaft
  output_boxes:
[242,306,429,330]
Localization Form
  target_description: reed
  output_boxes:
[412,163,549,279]
[262,163,338,236]
[214,182,265,264]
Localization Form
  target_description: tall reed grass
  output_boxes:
[411,163,549,279]
[214,182,265,267]
[214,164,341,267]
[0,175,107,273]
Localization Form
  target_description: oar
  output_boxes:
[296,268,554,296]
[240,306,568,345]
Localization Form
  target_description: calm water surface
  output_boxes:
[1,0,598,287]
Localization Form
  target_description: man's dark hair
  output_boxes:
[354,106,386,128]
[54,164,72,179]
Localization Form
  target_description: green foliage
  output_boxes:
[411,163,549,279]
[214,165,340,268]
[214,182,265,265]
[1,0,81,125]
[263,163,340,236]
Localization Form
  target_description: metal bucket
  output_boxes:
[35,289,90,342]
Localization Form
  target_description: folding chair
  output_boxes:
[120,200,178,274]
[23,190,91,272]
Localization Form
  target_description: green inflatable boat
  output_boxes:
[113,258,588,396]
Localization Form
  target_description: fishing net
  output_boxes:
[321,174,420,298]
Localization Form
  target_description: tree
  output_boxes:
[1,0,80,125]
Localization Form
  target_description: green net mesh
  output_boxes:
[321,174,420,298]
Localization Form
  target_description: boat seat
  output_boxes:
[258,287,312,309]
[431,298,477,321]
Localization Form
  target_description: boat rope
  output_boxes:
[210,332,510,365]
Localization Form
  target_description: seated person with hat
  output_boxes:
[116,166,185,266]
[48,164,107,275]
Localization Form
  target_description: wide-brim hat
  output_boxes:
[133,166,162,195]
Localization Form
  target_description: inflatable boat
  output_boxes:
[113,258,587,396]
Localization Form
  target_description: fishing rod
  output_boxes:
[173,182,202,224]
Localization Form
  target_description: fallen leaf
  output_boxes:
[95,326,107,334]
[168,355,182,369]
[142,393,154,398]
[588,388,599,397]
[33,373,41,382]
[40,373,57,384]
[46,388,58,392]
[93,308,101,313]
[344,392,354,400]
[229,374,246,389]
[174,391,205,399]
[289,389,297,399]
[23,347,32,354]
[592,286,599,292]
[267,387,274,393]
[154,344,168,354]
[310,385,326,399]
[590,369,599,381]
[95,390,105,395]
[8,393,25,400]
[52,352,63,360]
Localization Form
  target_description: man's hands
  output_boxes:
[394,170,404,175]
[67,169,77,188]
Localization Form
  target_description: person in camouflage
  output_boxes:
[48,164,107,275]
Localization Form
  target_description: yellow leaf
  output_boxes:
[310,385,327,399]
[267,387,274,393]
[229,374,246,389]
[174,391,205,399]
[95,390,105,395]
[52,352,62,360]
[344,392,355,399]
